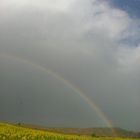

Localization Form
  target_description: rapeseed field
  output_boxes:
[0,123,139,140]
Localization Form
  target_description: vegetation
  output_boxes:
[19,125,139,138]
[0,123,139,140]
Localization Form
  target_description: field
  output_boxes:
[0,123,139,140]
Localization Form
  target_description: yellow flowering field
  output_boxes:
[0,123,139,140]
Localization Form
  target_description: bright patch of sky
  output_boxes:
[108,0,140,47]
[110,0,140,18]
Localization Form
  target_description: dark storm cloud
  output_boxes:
[0,0,140,130]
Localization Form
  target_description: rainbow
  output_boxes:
[0,53,117,136]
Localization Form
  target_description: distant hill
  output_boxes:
[14,123,139,138]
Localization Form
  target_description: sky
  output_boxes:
[110,0,140,18]
[0,0,140,131]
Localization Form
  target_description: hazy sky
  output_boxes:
[0,0,140,131]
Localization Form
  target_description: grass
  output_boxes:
[0,123,139,140]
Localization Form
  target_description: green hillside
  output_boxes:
[0,122,139,140]
[14,123,140,138]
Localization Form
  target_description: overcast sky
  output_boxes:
[0,0,140,131]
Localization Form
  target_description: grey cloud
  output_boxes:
[0,0,140,130]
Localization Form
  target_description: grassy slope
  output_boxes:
[0,122,139,140]
[0,123,92,140]
[15,123,139,138]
